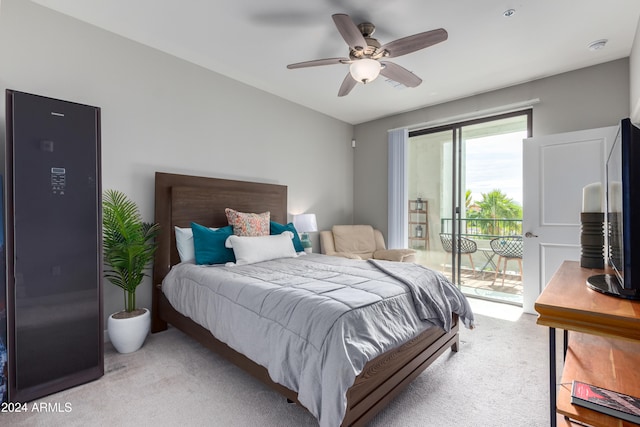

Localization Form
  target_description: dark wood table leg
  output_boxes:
[550,327,557,427]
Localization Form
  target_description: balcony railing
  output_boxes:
[440,217,522,239]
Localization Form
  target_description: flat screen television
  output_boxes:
[587,118,640,299]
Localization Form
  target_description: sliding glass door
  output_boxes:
[407,128,455,275]
[407,110,531,304]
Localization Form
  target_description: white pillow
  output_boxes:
[225,231,297,265]
[175,226,218,263]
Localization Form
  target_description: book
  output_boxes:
[571,380,640,424]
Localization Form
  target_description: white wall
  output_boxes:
[353,59,631,237]
[630,14,640,122]
[0,0,355,322]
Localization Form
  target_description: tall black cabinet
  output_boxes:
[4,90,103,403]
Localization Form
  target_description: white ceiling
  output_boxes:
[31,0,640,125]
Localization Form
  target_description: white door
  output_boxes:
[522,126,617,313]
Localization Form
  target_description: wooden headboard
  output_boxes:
[152,172,287,330]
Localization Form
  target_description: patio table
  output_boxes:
[478,248,497,278]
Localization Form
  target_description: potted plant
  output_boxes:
[102,189,159,353]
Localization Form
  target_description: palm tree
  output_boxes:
[473,189,522,236]
[477,189,521,217]
[465,189,472,209]
[103,189,160,313]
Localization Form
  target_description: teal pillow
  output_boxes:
[191,222,235,265]
[270,221,304,252]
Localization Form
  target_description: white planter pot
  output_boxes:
[107,308,150,354]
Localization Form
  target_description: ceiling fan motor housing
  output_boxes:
[350,22,386,60]
[350,37,384,59]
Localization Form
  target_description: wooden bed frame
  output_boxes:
[151,171,460,426]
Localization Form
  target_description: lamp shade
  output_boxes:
[349,58,381,84]
[293,213,318,233]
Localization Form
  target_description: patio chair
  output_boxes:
[490,236,523,286]
[439,233,477,276]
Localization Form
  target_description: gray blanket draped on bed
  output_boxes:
[162,254,474,427]
[368,259,475,331]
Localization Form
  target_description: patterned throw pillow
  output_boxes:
[225,208,270,236]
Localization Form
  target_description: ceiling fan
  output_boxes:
[287,14,448,97]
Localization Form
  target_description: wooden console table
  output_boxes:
[535,260,640,427]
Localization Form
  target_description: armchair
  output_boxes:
[320,225,416,262]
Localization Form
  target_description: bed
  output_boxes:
[151,171,472,427]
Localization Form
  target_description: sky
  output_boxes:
[464,131,526,205]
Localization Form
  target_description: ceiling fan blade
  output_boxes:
[380,61,422,88]
[338,73,357,97]
[287,57,350,69]
[381,28,448,58]
[332,14,367,51]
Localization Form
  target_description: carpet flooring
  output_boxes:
[4,300,552,426]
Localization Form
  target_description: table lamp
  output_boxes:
[293,213,317,253]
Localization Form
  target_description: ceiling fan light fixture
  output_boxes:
[350,58,381,84]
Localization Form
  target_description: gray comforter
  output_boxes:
[162,254,474,427]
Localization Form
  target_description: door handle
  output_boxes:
[525,231,539,238]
